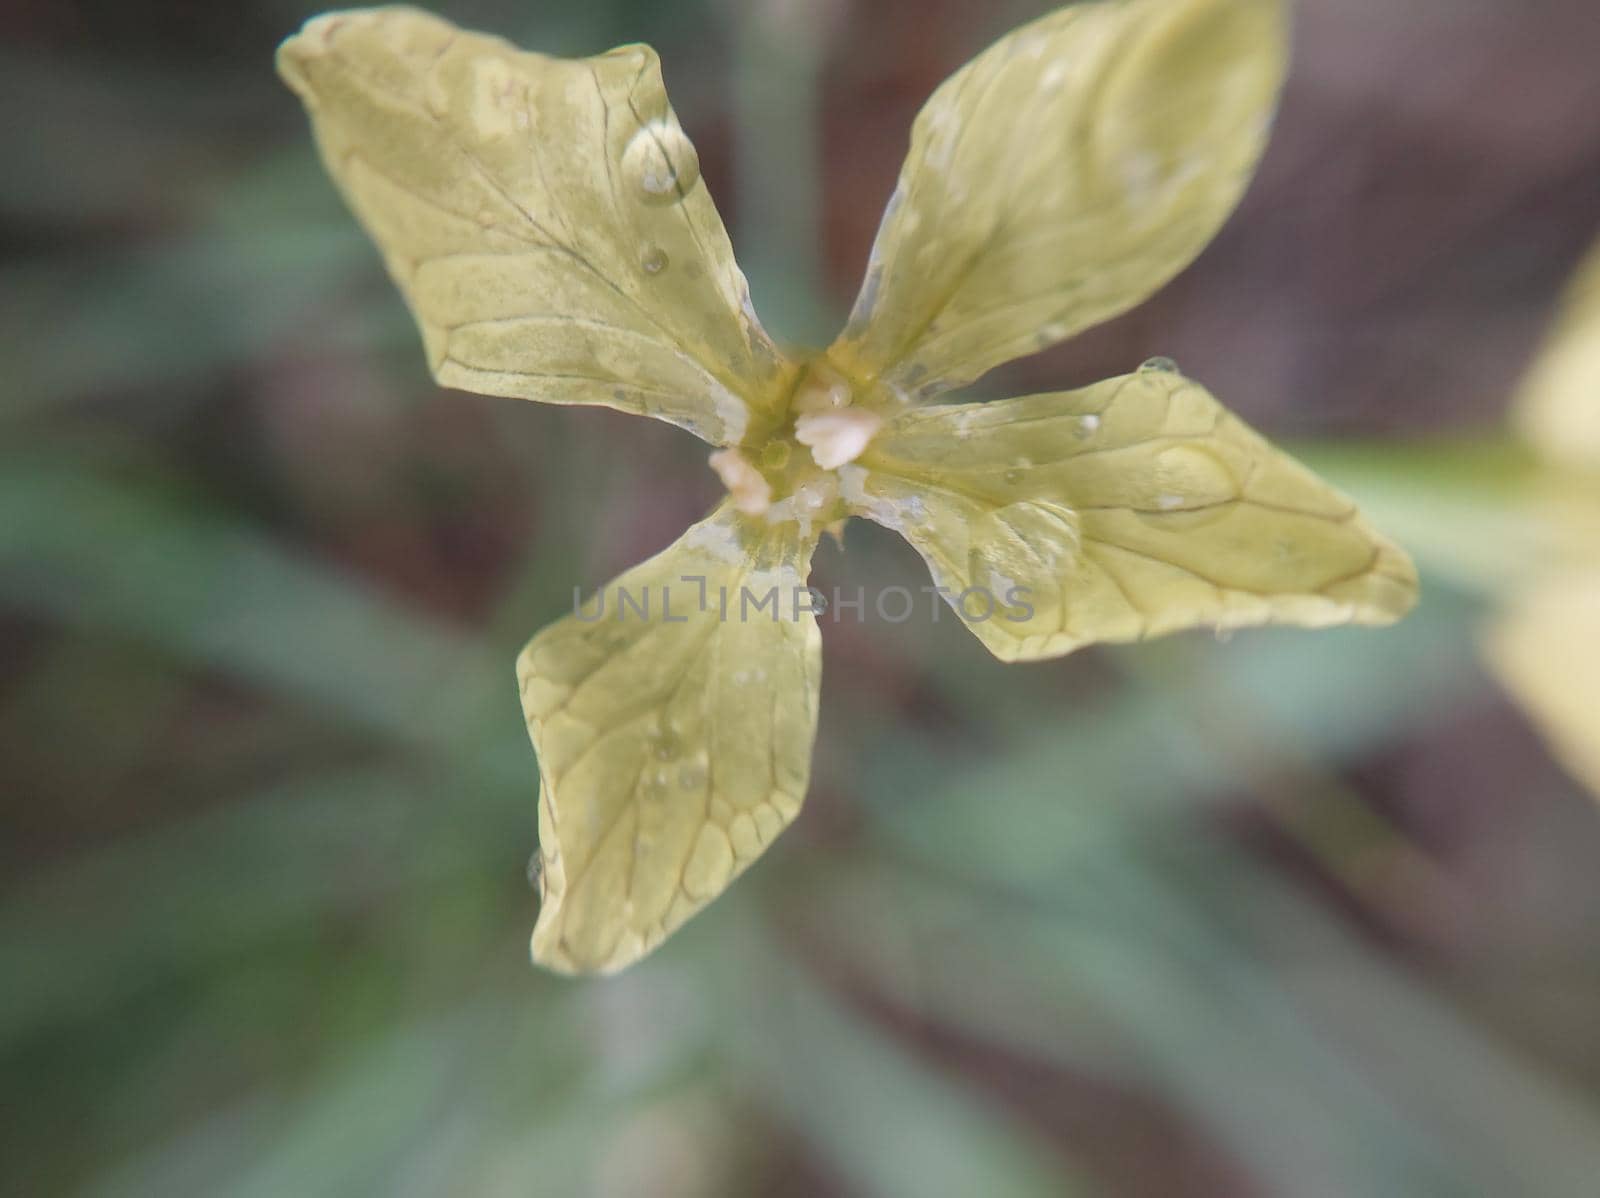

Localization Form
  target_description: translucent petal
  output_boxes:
[277,9,793,445]
[830,0,1287,400]
[1488,570,1600,799]
[1516,239,1600,471]
[1496,241,1600,798]
[519,507,821,974]
[850,367,1418,662]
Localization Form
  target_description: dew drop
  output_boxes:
[652,729,682,761]
[641,246,669,275]
[1075,413,1102,440]
[622,120,701,205]
[679,762,708,790]
[1036,323,1068,349]
[1140,356,1180,375]
[526,852,542,891]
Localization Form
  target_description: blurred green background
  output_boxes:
[5,1,1600,1194]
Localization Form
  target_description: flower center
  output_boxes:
[708,358,885,531]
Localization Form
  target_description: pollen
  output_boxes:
[795,408,883,470]
[791,360,853,415]
[789,358,883,470]
[707,357,887,523]
[708,448,773,516]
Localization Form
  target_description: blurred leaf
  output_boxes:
[781,853,1135,1086]
[0,765,514,1047]
[2,233,377,422]
[0,51,268,223]
[90,991,625,1198]
[719,918,1094,1198]
[1299,440,1568,593]
[730,0,836,346]
[860,580,1484,878]
[0,452,518,762]
[816,836,1600,1196]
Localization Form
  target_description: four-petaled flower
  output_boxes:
[279,0,1417,974]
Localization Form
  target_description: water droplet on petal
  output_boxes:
[622,120,701,205]
[1075,413,1102,440]
[526,852,542,890]
[641,246,669,275]
[1140,356,1180,375]
[1036,323,1068,349]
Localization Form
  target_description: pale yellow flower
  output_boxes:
[279,1,1416,973]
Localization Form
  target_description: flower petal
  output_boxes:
[848,366,1418,662]
[278,8,793,445]
[519,506,821,974]
[1516,239,1600,471]
[830,0,1287,400]
[1487,570,1600,800]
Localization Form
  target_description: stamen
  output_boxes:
[708,449,773,516]
[792,361,853,414]
[795,408,884,470]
